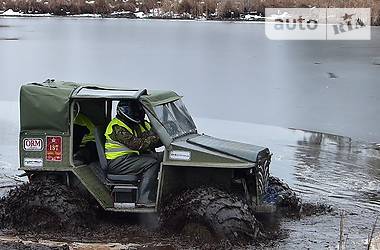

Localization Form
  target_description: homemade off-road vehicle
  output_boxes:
[17,80,275,241]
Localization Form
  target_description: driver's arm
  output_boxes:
[110,125,160,151]
[140,130,163,148]
[139,130,163,149]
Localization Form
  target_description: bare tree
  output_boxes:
[218,0,240,18]
[161,0,174,14]
[178,0,192,14]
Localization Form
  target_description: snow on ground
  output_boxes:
[1,9,22,16]
[71,13,102,18]
[134,11,145,18]
[0,8,269,22]
[0,9,103,18]
[0,9,52,17]
[111,11,132,15]
[0,8,141,19]
[243,13,263,20]
[266,11,292,20]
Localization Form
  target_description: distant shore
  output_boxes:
[0,7,379,26]
[0,9,266,22]
[1,0,379,25]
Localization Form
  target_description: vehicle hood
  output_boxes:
[186,134,270,163]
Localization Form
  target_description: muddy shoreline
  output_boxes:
[0,174,335,249]
[0,202,375,250]
[0,175,351,250]
[0,204,335,250]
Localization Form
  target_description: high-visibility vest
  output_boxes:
[104,117,151,160]
[74,113,95,146]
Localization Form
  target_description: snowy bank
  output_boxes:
[0,9,52,17]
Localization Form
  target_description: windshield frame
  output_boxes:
[153,99,197,140]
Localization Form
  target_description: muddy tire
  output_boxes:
[160,187,260,243]
[0,174,95,231]
[265,176,301,211]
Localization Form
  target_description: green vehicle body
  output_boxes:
[19,80,272,213]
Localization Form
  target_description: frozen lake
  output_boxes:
[0,17,380,142]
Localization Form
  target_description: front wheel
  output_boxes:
[160,187,260,243]
[264,176,301,212]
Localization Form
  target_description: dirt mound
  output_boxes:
[0,175,96,232]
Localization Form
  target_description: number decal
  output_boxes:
[46,136,62,161]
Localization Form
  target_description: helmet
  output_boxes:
[117,100,144,123]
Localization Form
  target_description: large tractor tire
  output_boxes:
[0,174,95,231]
[265,176,301,211]
[160,187,260,243]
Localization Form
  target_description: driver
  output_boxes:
[104,100,163,207]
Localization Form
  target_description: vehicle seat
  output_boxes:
[93,127,139,184]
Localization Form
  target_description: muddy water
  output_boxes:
[198,118,380,249]
[198,118,380,210]
[0,107,378,248]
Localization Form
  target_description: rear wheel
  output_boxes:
[0,174,95,231]
[160,187,260,243]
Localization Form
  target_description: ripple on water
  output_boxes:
[196,118,380,213]
[287,129,380,211]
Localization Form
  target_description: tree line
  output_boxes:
[1,0,379,24]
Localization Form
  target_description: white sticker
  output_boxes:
[169,150,191,161]
[23,138,44,151]
[24,158,43,169]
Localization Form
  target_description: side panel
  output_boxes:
[168,140,254,167]
[158,164,234,206]
[20,131,72,171]
[20,83,74,132]
[72,165,113,208]
[168,144,242,164]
